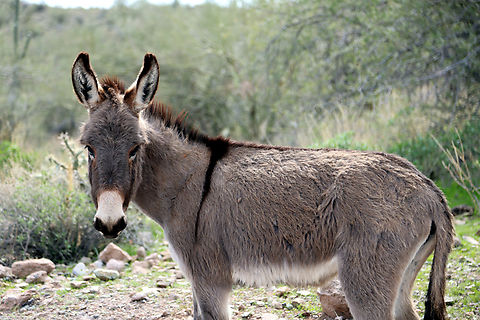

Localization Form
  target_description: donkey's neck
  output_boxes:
[133,122,210,228]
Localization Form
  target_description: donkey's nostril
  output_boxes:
[94,217,103,231]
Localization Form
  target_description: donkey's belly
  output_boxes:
[232,256,338,287]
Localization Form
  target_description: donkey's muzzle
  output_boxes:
[94,216,127,238]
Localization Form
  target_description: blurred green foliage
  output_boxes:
[389,118,480,181]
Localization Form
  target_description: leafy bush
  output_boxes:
[388,118,480,181]
[0,137,148,265]
[0,141,33,169]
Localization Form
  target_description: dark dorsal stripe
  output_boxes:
[194,136,230,242]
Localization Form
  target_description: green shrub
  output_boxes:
[0,141,33,169]
[388,118,480,181]
[0,138,149,265]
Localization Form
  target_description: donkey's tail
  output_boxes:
[424,198,454,320]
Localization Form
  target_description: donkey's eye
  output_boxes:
[86,146,95,161]
[129,145,140,161]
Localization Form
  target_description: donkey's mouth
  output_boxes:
[94,215,127,239]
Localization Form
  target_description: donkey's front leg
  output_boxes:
[191,279,232,320]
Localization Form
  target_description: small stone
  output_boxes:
[453,237,462,247]
[445,296,455,306]
[0,265,13,279]
[16,282,29,289]
[90,260,104,269]
[463,235,479,246]
[72,263,90,277]
[25,270,51,284]
[451,204,473,216]
[80,285,101,294]
[132,260,152,274]
[317,279,352,319]
[70,281,88,289]
[272,301,283,309]
[98,243,132,263]
[296,290,311,296]
[160,250,172,261]
[156,279,171,288]
[131,291,148,302]
[261,313,279,320]
[284,302,293,310]
[291,297,305,308]
[93,268,120,281]
[106,259,125,272]
[275,286,290,297]
[137,247,147,260]
[0,289,35,311]
[79,257,92,264]
[11,258,55,278]
[174,270,184,279]
[82,275,96,281]
[256,301,265,307]
[145,253,162,266]
[241,311,253,319]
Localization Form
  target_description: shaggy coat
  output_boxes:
[72,52,454,320]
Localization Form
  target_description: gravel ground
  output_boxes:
[1,259,331,320]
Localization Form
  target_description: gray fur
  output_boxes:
[72,52,454,320]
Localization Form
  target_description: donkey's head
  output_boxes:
[72,52,159,238]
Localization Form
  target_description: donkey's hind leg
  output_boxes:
[394,234,436,320]
[337,238,407,320]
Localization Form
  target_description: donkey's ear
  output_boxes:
[72,52,102,108]
[124,53,159,112]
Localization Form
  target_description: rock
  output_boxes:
[296,290,311,296]
[81,285,101,294]
[130,291,148,302]
[261,313,279,320]
[93,268,120,281]
[70,281,88,289]
[137,247,147,260]
[132,260,152,274]
[453,237,462,247]
[291,297,305,308]
[241,311,253,319]
[25,270,51,284]
[145,253,161,266]
[317,279,352,319]
[106,259,125,272]
[72,262,90,277]
[463,235,479,246]
[90,260,104,269]
[79,257,92,264]
[156,279,172,288]
[11,258,55,278]
[98,243,132,263]
[451,205,474,216]
[0,265,13,279]
[160,250,172,261]
[0,289,35,311]
[174,270,184,279]
[274,286,290,297]
[82,275,96,281]
[272,301,283,309]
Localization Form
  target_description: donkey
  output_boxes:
[71,52,454,320]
